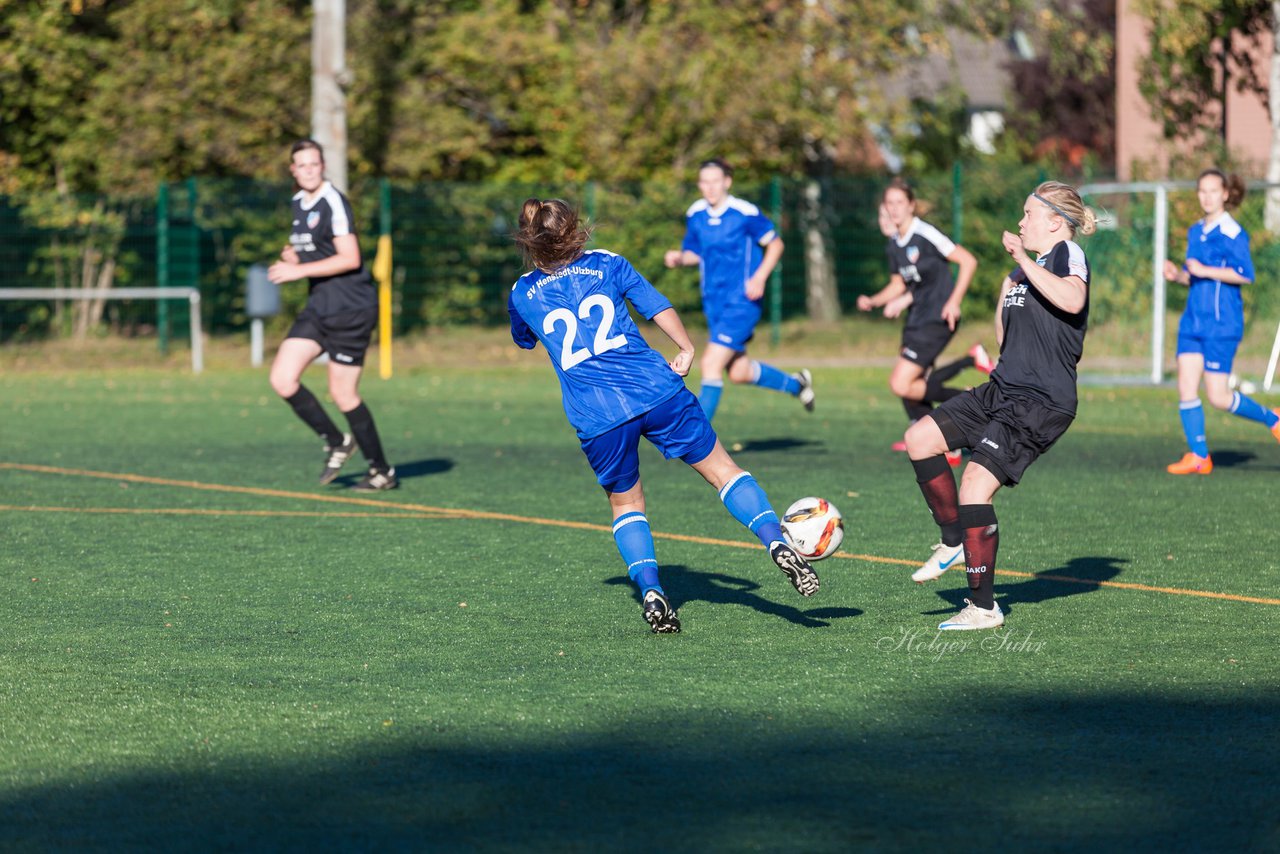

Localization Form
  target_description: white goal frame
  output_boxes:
[0,287,204,373]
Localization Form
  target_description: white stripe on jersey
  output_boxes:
[757,229,776,246]
[1038,240,1090,282]
[686,195,761,218]
[1202,212,1243,240]
[292,181,352,236]
[896,217,956,257]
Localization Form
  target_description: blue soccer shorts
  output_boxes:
[579,387,719,493]
[1176,333,1241,374]
[706,302,762,352]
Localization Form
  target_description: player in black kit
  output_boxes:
[903,181,1096,630]
[267,140,397,491]
[858,179,991,463]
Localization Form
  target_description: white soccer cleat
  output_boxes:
[938,598,1004,631]
[911,541,964,583]
[796,369,815,412]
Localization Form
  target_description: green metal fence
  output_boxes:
[3,166,1272,344]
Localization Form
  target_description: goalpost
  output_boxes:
[0,287,204,373]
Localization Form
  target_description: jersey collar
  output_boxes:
[293,181,332,210]
[894,217,921,247]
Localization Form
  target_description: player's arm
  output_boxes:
[1001,231,1086,314]
[664,249,701,268]
[268,233,362,283]
[649,308,696,377]
[940,244,978,330]
[855,274,908,311]
[745,237,783,300]
[1162,259,1190,286]
[995,275,1014,348]
[508,293,538,350]
[1184,258,1252,285]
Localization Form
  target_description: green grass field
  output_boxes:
[2,351,1278,851]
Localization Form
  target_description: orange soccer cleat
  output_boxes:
[1166,452,1213,475]
[1271,409,1280,444]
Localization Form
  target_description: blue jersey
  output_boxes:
[680,196,777,318]
[1179,213,1254,341]
[509,250,685,439]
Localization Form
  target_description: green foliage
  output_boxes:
[1133,0,1270,141]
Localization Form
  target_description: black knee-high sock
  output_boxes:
[912,455,962,547]
[924,356,974,404]
[903,398,933,422]
[958,503,998,609]
[343,402,389,471]
[285,386,344,446]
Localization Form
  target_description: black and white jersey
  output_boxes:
[992,239,1090,416]
[288,181,376,315]
[885,217,957,329]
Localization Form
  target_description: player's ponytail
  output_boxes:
[514,198,593,272]
[1034,181,1096,238]
[1199,168,1247,210]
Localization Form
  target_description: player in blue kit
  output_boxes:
[1163,169,1280,475]
[510,198,819,633]
[664,159,814,421]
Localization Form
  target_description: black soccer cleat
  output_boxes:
[319,434,358,485]
[770,541,820,597]
[642,590,681,634]
[351,466,399,492]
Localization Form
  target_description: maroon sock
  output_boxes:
[912,455,961,547]
[958,503,998,609]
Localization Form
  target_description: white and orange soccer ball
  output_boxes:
[780,497,844,561]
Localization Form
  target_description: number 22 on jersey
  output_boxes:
[542,294,627,370]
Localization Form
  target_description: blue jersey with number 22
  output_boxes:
[509,250,685,439]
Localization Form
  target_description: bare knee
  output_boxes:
[269,368,299,399]
[888,374,916,399]
[726,356,754,384]
[329,387,361,412]
[1205,388,1234,410]
[904,417,945,458]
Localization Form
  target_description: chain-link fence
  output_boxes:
[3,166,1274,350]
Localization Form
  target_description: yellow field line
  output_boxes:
[0,504,458,520]
[4,461,1279,607]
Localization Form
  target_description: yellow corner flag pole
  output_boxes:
[373,233,393,379]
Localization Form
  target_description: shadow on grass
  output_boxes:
[924,555,1126,617]
[332,457,454,487]
[1211,449,1257,469]
[728,437,823,454]
[607,564,862,628]
[2,692,1275,850]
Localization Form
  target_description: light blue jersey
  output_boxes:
[509,250,685,439]
[681,195,777,320]
[1179,212,1254,341]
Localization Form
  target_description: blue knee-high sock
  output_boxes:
[1179,399,1209,457]
[699,380,724,421]
[718,472,785,547]
[751,360,802,395]
[1229,390,1280,428]
[613,512,662,595]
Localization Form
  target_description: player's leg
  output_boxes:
[269,335,350,482]
[606,479,679,634]
[937,461,1005,631]
[904,413,966,582]
[725,348,814,411]
[584,418,678,632]
[656,390,815,596]
[326,311,396,491]
[698,342,737,421]
[1202,338,1280,439]
[1168,350,1212,474]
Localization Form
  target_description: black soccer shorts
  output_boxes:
[930,381,1075,486]
[286,305,378,367]
[900,321,956,368]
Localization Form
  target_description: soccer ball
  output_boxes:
[780,497,844,561]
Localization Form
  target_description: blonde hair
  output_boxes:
[1034,181,1096,237]
[513,198,593,272]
